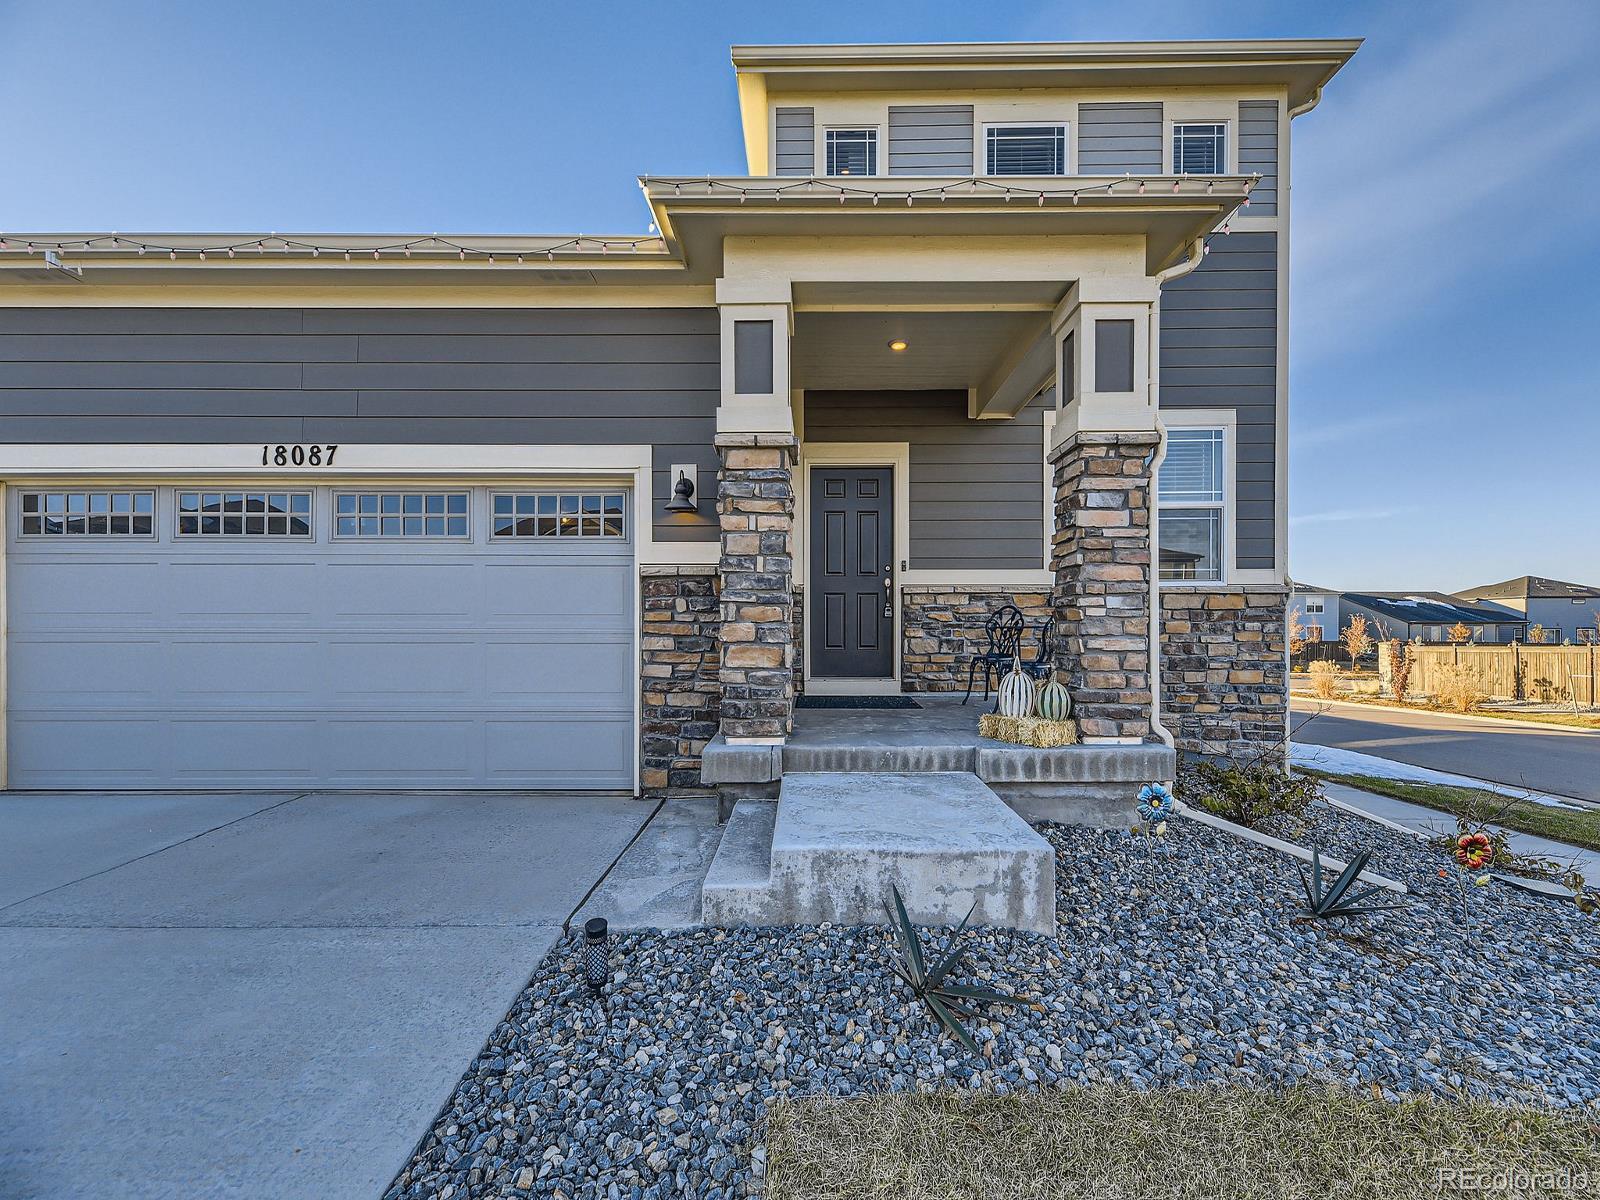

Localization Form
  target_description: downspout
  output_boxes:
[1143,236,1209,752]
[1288,85,1323,119]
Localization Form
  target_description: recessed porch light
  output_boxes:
[887,339,908,352]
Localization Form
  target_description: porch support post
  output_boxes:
[715,280,796,743]
[1049,276,1162,742]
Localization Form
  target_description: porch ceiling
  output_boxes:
[792,309,1050,396]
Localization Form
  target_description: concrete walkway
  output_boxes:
[0,791,651,1200]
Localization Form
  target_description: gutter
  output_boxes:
[1288,85,1323,118]
[1142,235,1209,752]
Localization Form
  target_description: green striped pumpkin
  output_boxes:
[1036,678,1072,722]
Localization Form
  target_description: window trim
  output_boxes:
[823,125,879,177]
[488,490,629,541]
[16,489,158,540]
[1157,415,1234,587]
[1167,119,1231,175]
[331,489,472,542]
[982,120,1070,176]
[175,489,315,540]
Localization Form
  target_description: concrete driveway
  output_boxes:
[0,791,652,1200]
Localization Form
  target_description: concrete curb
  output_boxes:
[1176,804,1409,895]
[1322,794,1430,841]
[1291,694,1600,736]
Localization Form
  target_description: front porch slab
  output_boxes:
[702,771,1056,934]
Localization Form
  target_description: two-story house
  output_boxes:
[0,38,1357,792]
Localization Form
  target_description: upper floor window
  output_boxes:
[985,123,1067,175]
[825,128,876,176]
[1304,598,1324,615]
[1158,427,1226,583]
[1172,123,1227,174]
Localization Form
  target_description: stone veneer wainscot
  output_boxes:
[900,586,1052,692]
[1160,586,1289,758]
[640,565,721,793]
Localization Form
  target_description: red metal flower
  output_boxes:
[1455,832,1493,871]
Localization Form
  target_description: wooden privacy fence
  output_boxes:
[1393,643,1599,705]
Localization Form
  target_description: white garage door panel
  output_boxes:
[484,639,634,706]
[6,484,636,790]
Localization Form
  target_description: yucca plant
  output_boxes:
[1298,849,1401,920]
[884,886,1019,1055]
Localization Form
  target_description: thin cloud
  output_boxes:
[1293,412,1423,450]
[1293,0,1600,360]
[1290,507,1417,527]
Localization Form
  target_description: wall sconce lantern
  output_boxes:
[664,465,698,514]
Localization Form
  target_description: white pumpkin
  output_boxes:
[1036,678,1072,722]
[997,657,1035,718]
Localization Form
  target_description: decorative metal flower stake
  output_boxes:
[1453,832,1494,924]
[1135,782,1176,853]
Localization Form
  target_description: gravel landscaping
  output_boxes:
[385,805,1600,1200]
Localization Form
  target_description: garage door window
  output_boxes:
[19,490,154,537]
[334,491,469,538]
[178,491,312,537]
[492,492,626,539]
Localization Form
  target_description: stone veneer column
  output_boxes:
[1049,428,1161,741]
[716,432,797,741]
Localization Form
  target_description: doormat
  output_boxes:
[795,695,922,709]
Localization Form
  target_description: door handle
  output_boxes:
[882,564,893,618]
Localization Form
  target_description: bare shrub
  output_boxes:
[1448,621,1474,644]
[1308,660,1340,699]
[1341,614,1374,667]
[1434,663,1488,712]
[1527,624,1548,644]
[1387,639,1414,701]
[1288,606,1308,657]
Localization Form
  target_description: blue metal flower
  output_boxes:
[1137,782,1175,824]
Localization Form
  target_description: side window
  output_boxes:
[1157,428,1225,582]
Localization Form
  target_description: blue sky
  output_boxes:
[3,0,1597,591]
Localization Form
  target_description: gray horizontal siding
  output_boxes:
[775,107,815,176]
[805,389,1046,571]
[0,307,721,544]
[1077,102,1162,175]
[1159,231,1279,570]
[1238,100,1279,216]
[888,105,974,175]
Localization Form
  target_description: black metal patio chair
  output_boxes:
[961,604,1025,706]
[1022,615,1056,683]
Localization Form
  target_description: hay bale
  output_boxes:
[979,713,1079,748]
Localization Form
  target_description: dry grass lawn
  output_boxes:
[764,1085,1600,1200]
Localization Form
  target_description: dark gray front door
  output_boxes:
[809,467,894,678]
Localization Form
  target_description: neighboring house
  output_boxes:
[1339,593,1527,645]
[1288,581,1339,642]
[1454,576,1600,643]
[0,38,1357,792]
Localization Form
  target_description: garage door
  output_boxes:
[5,484,635,790]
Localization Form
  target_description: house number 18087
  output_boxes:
[260,444,338,467]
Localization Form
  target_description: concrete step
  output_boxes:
[781,742,976,773]
[701,771,1056,934]
[699,799,780,926]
